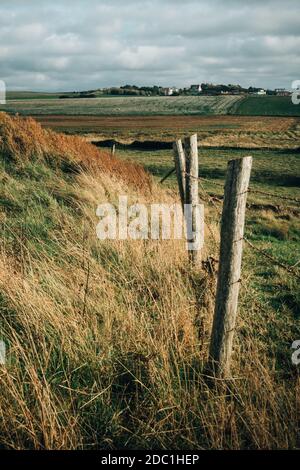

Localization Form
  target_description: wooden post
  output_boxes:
[173,139,186,210]
[184,134,202,266]
[209,156,252,378]
[111,144,116,157]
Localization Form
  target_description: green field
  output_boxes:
[117,145,300,322]
[232,95,300,116]
[117,146,300,200]
[6,91,63,100]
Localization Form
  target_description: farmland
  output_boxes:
[6,91,64,100]
[4,94,300,150]
[0,113,299,449]
[0,89,300,451]
[31,114,300,150]
[116,146,300,204]
[233,95,300,116]
[2,0,300,453]
[4,94,300,117]
[4,95,243,116]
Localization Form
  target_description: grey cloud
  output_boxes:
[0,0,299,91]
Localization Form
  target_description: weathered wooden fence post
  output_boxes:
[184,134,203,266]
[209,156,252,378]
[173,139,186,210]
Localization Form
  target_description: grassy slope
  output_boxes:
[0,114,299,449]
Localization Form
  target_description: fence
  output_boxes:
[161,133,300,379]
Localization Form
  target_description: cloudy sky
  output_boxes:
[0,0,299,91]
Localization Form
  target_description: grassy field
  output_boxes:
[116,146,300,379]
[3,94,300,117]
[116,145,300,267]
[6,91,64,100]
[116,146,300,201]
[232,95,300,116]
[0,113,299,449]
[3,95,243,116]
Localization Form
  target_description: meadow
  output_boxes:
[4,95,242,116]
[115,145,300,289]
[0,113,299,449]
[4,94,300,117]
[233,95,300,116]
[6,92,63,100]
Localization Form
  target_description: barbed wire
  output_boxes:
[159,167,175,184]
[248,187,300,204]
[160,165,299,279]
[161,166,299,205]
[198,184,220,250]
[183,171,300,204]
[200,178,300,279]
[198,180,222,216]
[198,177,299,204]
[244,237,300,280]
[183,172,225,189]
[198,177,225,189]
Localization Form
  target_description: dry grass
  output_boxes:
[0,114,299,449]
[0,112,151,190]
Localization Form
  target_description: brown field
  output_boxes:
[32,114,300,149]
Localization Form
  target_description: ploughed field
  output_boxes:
[28,114,300,150]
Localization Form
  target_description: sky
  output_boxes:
[0,0,299,91]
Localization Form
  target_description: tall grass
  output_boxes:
[0,112,151,190]
[0,114,299,449]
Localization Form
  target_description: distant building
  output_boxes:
[255,89,267,95]
[275,88,291,97]
[249,88,266,95]
[161,87,178,96]
[190,84,202,93]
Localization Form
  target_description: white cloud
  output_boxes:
[118,46,185,70]
[0,0,299,91]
